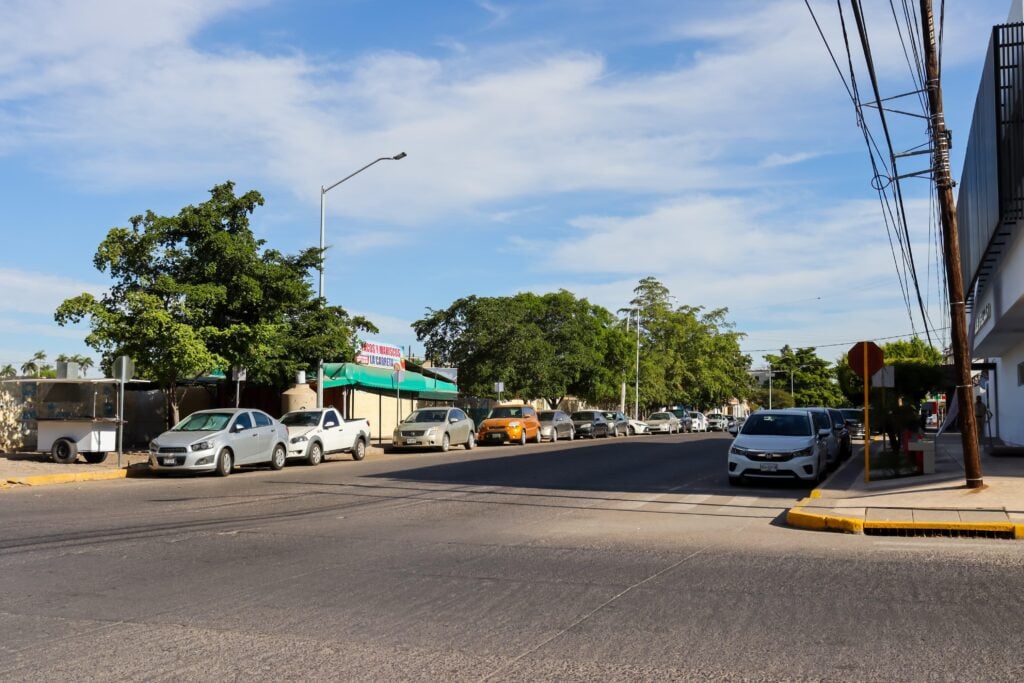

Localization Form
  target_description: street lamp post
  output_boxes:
[317,152,407,408]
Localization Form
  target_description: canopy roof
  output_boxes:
[322,362,458,400]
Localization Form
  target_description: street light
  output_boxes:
[317,152,407,408]
[624,308,640,419]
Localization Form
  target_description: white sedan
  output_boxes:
[645,412,682,433]
[690,411,708,432]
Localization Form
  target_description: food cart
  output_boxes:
[28,380,123,464]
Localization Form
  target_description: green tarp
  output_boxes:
[322,362,458,399]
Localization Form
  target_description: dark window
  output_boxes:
[811,411,830,431]
[253,411,272,428]
[451,409,467,421]
[323,410,340,428]
[233,412,253,431]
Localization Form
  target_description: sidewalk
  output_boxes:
[787,434,1024,538]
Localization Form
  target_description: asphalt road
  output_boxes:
[1,431,1021,681]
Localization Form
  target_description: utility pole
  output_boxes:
[920,0,982,488]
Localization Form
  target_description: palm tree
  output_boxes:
[0,364,16,378]
[20,350,46,378]
[72,355,95,375]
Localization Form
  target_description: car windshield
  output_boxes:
[741,413,812,437]
[649,413,670,420]
[571,411,596,420]
[281,411,321,427]
[603,412,618,420]
[173,412,232,432]
[406,410,448,423]
[840,409,863,421]
[488,407,523,418]
[538,412,556,421]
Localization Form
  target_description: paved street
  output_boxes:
[1,432,1021,681]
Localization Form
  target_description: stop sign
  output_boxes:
[847,341,884,379]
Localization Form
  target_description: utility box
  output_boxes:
[908,439,935,475]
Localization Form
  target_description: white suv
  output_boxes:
[727,410,829,486]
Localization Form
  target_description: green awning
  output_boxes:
[322,362,458,398]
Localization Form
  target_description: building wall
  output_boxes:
[994,346,1024,446]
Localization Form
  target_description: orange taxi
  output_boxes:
[477,404,542,445]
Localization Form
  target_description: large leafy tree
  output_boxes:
[837,336,944,406]
[56,182,376,424]
[624,277,750,414]
[414,291,630,407]
[763,345,844,407]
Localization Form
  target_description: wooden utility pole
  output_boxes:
[920,0,983,488]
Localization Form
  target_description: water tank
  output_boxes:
[282,374,316,414]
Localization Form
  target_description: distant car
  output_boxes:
[670,408,693,432]
[149,408,289,476]
[627,418,648,435]
[281,408,371,464]
[570,410,611,439]
[602,411,631,437]
[840,408,865,440]
[689,411,708,432]
[705,413,728,431]
[826,408,852,460]
[478,404,542,445]
[785,408,840,470]
[645,411,682,434]
[538,410,575,442]
[393,407,476,452]
[727,410,829,486]
[727,416,747,435]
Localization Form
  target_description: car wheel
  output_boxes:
[51,438,78,464]
[550,429,557,443]
[519,431,527,446]
[628,425,635,436]
[270,443,287,470]
[613,426,620,438]
[465,432,476,450]
[215,448,233,477]
[533,428,542,444]
[352,438,366,461]
[306,442,323,466]
[439,433,450,453]
[83,452,108,464]
[569,428,575,441]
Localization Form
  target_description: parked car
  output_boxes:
[670,408,693,432]
[602,411,631,437]
[645,411,682,434]
[627,417,648,435]
[689,411,708,432]
[705,413,728,431]
[727,410,829,486]
[840,408,865,440]
[785,408,840,470]
[570,410,611,438]
[149,408,289,476]
[478,404,542,445]
[392,407,475,452]
[826,407,852,460]
[281,408,371,464]
[538,410,575,442]
[727,416,747,435]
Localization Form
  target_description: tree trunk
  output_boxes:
[165,384,181,429]
[547,397,563,410]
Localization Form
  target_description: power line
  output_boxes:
[741,326,950,354]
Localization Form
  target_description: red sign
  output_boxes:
[847,341,884,379]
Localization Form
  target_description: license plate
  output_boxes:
[487,433,503,440]
[759,463,778,472]
[162,457,177,465]
[405,438,419,445]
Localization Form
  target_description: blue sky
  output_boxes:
[0,0,1014,373]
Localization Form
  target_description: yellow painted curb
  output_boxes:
[863,520,1024,536]
[5,469,128,488]
[808,489,822,499]
[786,508,864,534]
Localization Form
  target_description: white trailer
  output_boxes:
[37,418,118,464]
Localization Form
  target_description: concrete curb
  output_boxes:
[4,469,130,488]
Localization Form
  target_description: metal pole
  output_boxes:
[634,308,640,420]
[920,0,982,487]
[317,187,326,409]
[117,358,125,469]
[864,343,871,483]
[768,362,773,410]
[316,153,406,411]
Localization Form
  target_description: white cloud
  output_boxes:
[0,268,105,315]
[760,152,820,168]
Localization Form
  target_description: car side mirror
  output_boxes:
[449,417,459,423]
[818,428,830,439]
[232,423,244,433]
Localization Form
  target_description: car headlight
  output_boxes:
[290,435,308,444]
[426,427,438,437]
[793,446,814,457]
[730,446,750,456]
[191,441,212,451]
[149,441,158,452]
[508,421,520,428]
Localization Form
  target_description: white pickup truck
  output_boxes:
[280,408,371,465]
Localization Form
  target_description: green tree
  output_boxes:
[764,346,843,407]
[0,364,15,378]
[414,291,630,407]
[837,337,945,406]
[20,350,46,378]
[56,182,376,425]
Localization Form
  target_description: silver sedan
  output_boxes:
[149,408,290,476]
